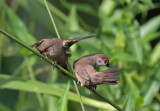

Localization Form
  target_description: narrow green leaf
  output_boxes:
[38,0,68,21]
[98,0,116,18]
[140,15,160,37]
[124,71,139,98]
[0,8,6,72]
[115,30,126,50]
[123,20,143,64]
[0,102,12,111]
[66,5,79,32]
[140,0,154,7]
[44,0,61,38]
[57,81,70,111]
[110,53,137,62]
[0,0,36,45]
[140,32,160,44]
[75,3,96,16]
[47,96,57,111]
[150,42,160,66]
[20,0,55,32]
[123,92,136,111]
[141,64,160,106]
[0,74,116,110]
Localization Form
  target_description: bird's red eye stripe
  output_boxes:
[106,59,109,64]
[101,57,109,64]
[41,48,49,52]
[101,57,106,61]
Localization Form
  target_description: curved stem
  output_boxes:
[44,0,61,38]
[0,28,122,111]
[66,61,85,111]
[43,1,86,110]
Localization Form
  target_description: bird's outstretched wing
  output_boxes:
[63,35,96,48]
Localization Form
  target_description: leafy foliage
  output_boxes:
[0,0,160,111]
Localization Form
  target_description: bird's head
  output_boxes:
[96,55,109,67]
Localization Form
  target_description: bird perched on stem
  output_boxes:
[32,35,96,70]
[73,53,120,92]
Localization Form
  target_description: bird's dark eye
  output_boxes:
[41,47,49,52]
[44,48,49,52]
[98,60,101,63]
[104,60,107,63]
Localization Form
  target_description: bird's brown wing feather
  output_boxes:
[63,35,96,48]
[75,63,95,80]
[75,65,93,81]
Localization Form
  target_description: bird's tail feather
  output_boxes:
[101,68,120,85]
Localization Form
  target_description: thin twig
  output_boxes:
[25,57,45,109]
[44,1,86,110]
[0,28,122,111]
[44,0,60,38]
[67,61,85,111]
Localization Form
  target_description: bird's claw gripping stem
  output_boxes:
[77,81,80,84]
[89,85,96,93]
[53,61,57,69]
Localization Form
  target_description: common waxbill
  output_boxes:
[73,53,120,91]
[32,35,96,69]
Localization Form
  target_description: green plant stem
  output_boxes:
[25,57,45,109]
[38,0,85,32]
[73,81,85,111]
[94,92,122,111]
[0,28,122,111]
[44,1,85,110]
[38,0,68,22]
[67,61,85,111]
[0,28,75,80]
[44,0,60,38]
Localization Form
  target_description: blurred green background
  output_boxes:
[0,0,160,111]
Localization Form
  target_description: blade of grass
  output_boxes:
[123,92,136,111]
[67,61,85,111]
[0,6,6,72]
[0,74,116,110]
[140,15,160,37]
[44,0,60,38]
[38,0,85,32]
[57,81,70,111]
[0,0,36,44]
[25,57,45,109]
[38,0,68,22]
[141,63,160,106]
[0,102,12,111]
[43,1,85,111]
[0,28,122,111]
